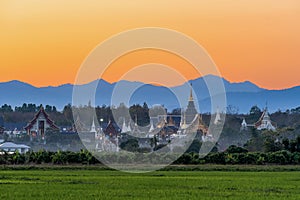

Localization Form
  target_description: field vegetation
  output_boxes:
[0,169,300,199]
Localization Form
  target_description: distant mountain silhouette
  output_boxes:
[0,75,299,113]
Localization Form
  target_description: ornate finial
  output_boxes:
[189,82,193,101]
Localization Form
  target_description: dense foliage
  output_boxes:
[1,148,300,165]
[0,103,153,126]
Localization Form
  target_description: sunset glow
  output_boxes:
[0,0,300,89]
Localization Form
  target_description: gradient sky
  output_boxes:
[0,1,299,89]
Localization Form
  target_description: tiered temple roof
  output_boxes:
[241,106,277,131]
[104,120,119,137]
[255,108,276,131]
[24,106,59,132]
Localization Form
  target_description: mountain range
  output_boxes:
[0,75,299,113]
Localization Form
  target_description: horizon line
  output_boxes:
[0,74,299,91]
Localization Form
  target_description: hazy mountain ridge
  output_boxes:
[0,75,299,113]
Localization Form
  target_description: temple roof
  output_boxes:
[24,106,59,131]
[73,116,88,132]
[104,120,119,136]
[196,114,208,133]
[254,108,276,130]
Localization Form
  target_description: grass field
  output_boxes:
[0,168,300,199]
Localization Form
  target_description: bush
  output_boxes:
[205,152,226,164]
[267,151,291,165]
[225,145,248,154]
[291,152,300,164]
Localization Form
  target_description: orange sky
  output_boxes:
[0,0,300,89]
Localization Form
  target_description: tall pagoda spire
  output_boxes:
[184,82,198,124]
[189,83,194,101]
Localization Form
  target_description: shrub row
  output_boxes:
[0,150,99,165]
[1,150,300,165]
[175,151,300,165]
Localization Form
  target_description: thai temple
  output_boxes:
[177,83,199,131]
[104,120,119,137]
[241,107,276,131]
[24,106,59,140]
[254,108,276,131]
[154,116,179,142]
[94,84,211,151]
[181,84,198,125]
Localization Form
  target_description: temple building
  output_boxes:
[24,107,59,140]
[181,84,198,126]
[196,114,208,135]
[156,117,179,142]
[241,107,276,131]
[255,108,276,131]
[121,118,132,134]
[104,120,119,138]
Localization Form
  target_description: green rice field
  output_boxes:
[0,168,300,199]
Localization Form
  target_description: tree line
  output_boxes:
[0,103,154,126]
[1,103,300,129]
[1,148,300,165]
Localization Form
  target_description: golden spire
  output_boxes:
[189,83,194,101]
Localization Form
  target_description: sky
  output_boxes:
[0,0,300,89]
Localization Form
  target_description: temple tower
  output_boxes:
[183,83,198,125]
